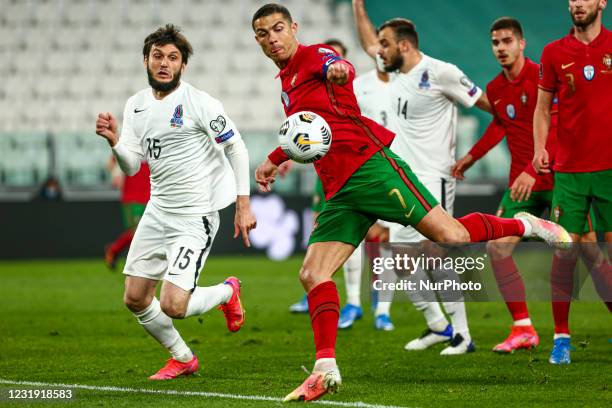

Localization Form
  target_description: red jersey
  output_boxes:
[539,27,612,173]
[268,44,395,199]
[469,59,556,191]
[122,162,150,204]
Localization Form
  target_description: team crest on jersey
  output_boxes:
[602,54,612,72]
[552,205,563,222]
[520,91,528,106]
[418,70,431,89]
[583,65,595,81]
[506,104,516,120]
[281,91,290,108]
[291,74,298,88]
[170,104,184,128]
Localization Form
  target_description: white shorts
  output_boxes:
[123,204,220,292]
[389,177,455,242]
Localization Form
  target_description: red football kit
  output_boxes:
[539,27,612,173]
[122,162,150,204]
[267,44,395,199]
[469,59,557,191]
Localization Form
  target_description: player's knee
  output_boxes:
[437,227,470,244]
[486,241,511,259]
[299,265,317,291]
[160,299,187,319]
[123,291,150,313]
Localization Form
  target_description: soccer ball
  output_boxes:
[278,111,332,163]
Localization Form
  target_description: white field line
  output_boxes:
[0,379,413,408]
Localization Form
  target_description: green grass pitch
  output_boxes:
[0,257,610,407]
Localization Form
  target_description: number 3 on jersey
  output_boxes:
[146,138,161,159]
[396,98,408,120]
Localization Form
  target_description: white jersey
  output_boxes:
[388,53,482,181]
[118,81,240,214]
[353,69,392,128]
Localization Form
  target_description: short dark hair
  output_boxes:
[324,38,348,57]
[252,3,293,30]
[379,18,419,49]
[490,17,524,39]
[143,24,193,65]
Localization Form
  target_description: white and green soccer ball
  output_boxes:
[278,111,332,164]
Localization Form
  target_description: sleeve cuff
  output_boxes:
[524,163,538,178]
[268,147,289,166]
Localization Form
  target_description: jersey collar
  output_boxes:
[568,25,610,48]
[505,57,532,85]
[275,43,306,78]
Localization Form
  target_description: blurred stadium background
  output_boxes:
[1,0,611,259]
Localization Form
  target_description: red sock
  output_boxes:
[457,213,525,242]
[307,281,340,360]
[491,256,529,321]
[551,253,577,335]
[109,230,135,255]
[585,260,612,307]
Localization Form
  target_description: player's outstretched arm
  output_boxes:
[96,111,142,176]
[533,89,554,174]
[452,119,505,180]
[474,93,493,114]
[352,0,379,59]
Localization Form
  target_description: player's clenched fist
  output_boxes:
[96,112,119,146]
[327,61,350,85]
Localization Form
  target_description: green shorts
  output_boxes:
[497,189,597,234]
[551,170,612,234]
[309,148,439,247]
[311,177,326,213]
[122,203,146,230]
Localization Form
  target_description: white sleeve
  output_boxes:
[224,139,250,196]
[197,92,249,195]
[199,95,242,147]
[437,63,482,108]
[112,98,144,176]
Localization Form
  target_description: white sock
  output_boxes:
[443,301,471,342]
[407,267,448,332]
[343,244,362,306]
[514,318,532,326]
[519,218,533,237]
[185,283,232,317]
[554,333,571,340]
[374,262,396,316]
[134,297,193,362]
[313,357,337,372]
